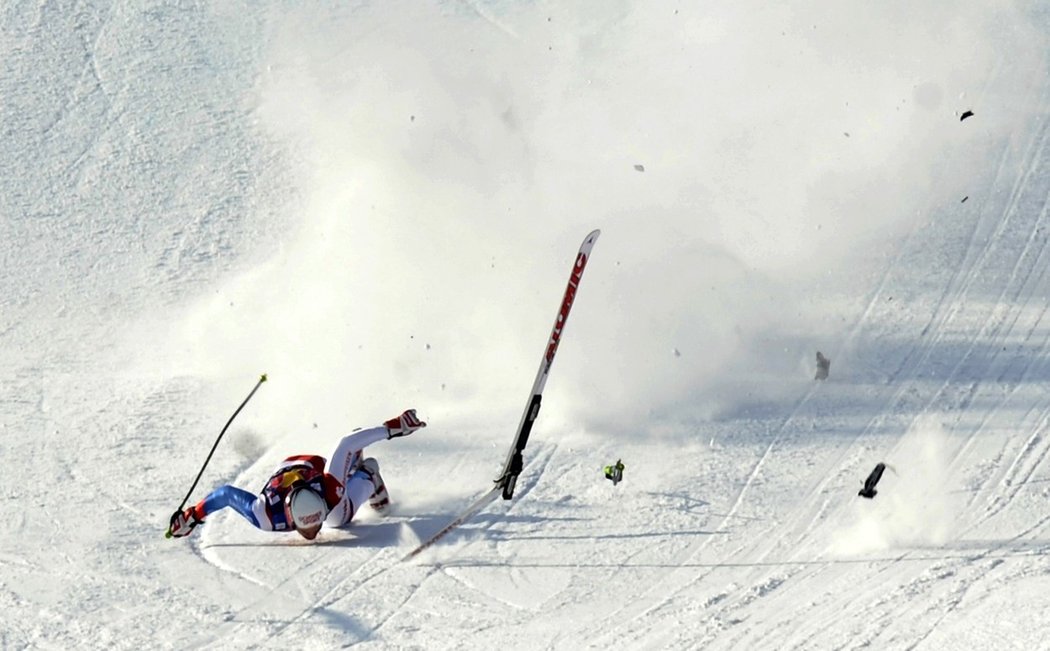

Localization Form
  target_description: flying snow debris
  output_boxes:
[815,351,830,380]
[960,110,974,121]
[858,462,886,499]
[604,459,625,485]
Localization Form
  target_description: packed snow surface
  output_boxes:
[3,1,1050,649]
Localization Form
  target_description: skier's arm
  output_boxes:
[333,410,427,449]
[194,485,264,529]
[330,410,427,453]
[337,426,392,450]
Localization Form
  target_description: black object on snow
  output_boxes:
[815,351,831,380]
[858,462,886,499]
[960,110,974,121]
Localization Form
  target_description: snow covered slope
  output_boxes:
[3,1,1050,649]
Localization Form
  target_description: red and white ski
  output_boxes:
[401,229,600,561]
[497,228,600,499]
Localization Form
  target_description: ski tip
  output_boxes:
[579,229,600,250]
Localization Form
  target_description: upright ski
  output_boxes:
[401,229,600,560]
[496,229,600,499]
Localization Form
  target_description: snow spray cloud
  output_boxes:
[176,1,1047,437]
[828,416,959,556]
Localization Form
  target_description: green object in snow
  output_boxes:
[604,459,625,485]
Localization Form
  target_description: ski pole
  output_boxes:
[165,373,267,537]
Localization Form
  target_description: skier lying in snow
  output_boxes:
[168,409,426,541]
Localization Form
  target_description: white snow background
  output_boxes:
[3,0,1050,648]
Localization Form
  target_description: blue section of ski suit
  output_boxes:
[202,484,261,528]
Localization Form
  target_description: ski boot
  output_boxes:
[360,457,390,513]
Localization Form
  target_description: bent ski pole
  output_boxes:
[165,373,267,538]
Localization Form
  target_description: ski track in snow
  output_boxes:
[774,92,1049,650]
[581,61,1050,650]
[736,75,1050,649]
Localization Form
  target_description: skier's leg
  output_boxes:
[360,458,389,512]
[325,492,353,527]
[328,460,388,527]
[344,473,376,518]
